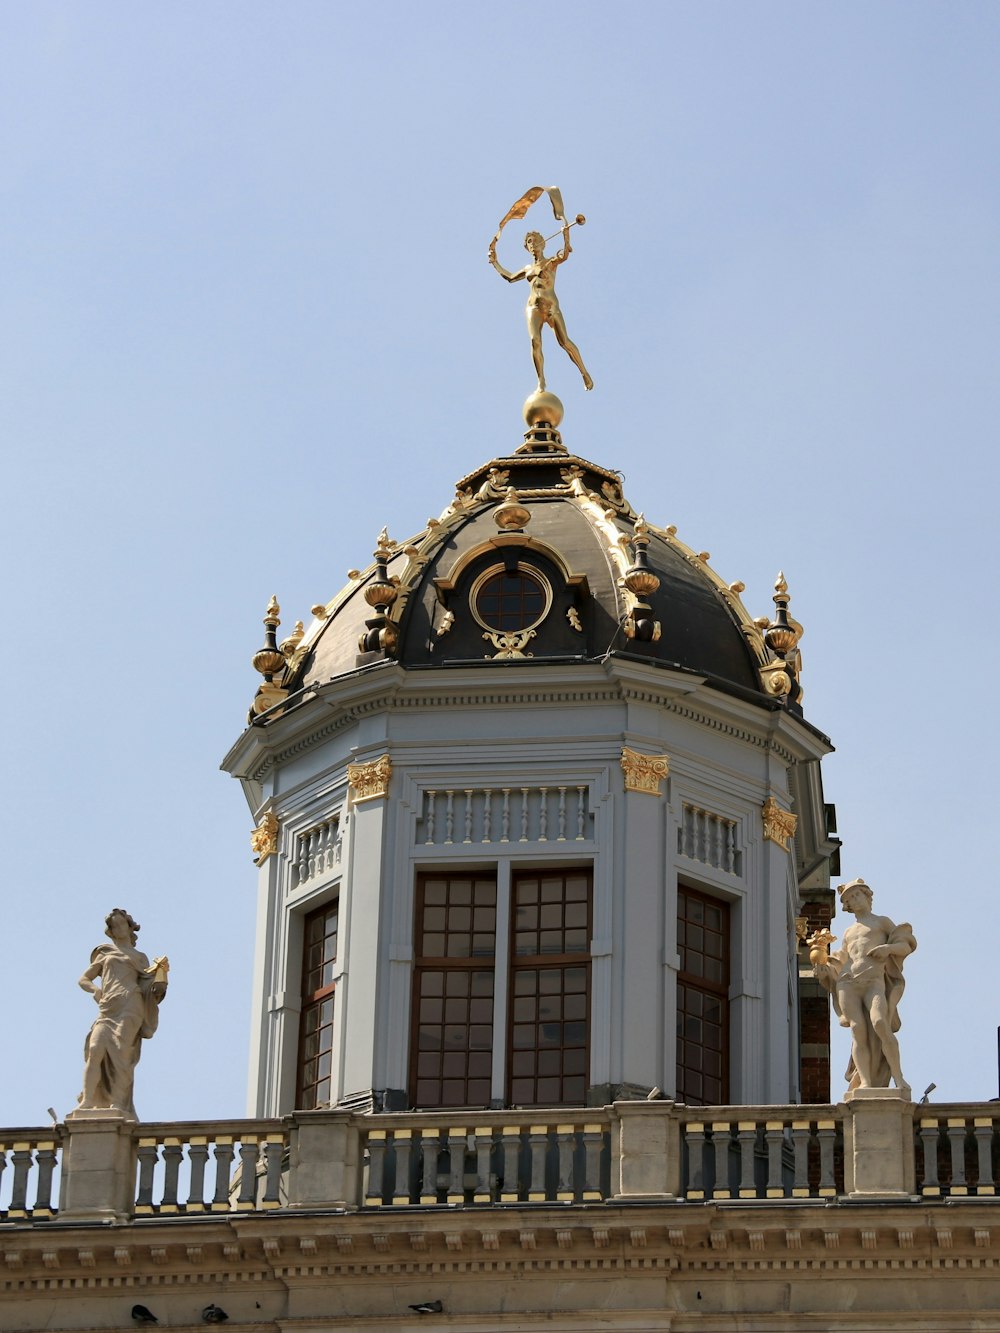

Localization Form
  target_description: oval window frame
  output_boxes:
[469,562,553,635]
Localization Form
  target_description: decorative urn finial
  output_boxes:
[622,515,662,643]
[358,528,400,658]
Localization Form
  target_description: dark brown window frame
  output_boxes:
[409,872,498,1109]
[676,883,731,1106]
[296,896,339,1110]
[507,867,592,1107]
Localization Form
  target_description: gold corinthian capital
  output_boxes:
[348,755,393,803]
[620,746,670,796]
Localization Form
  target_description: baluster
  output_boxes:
[393,1129,413,1205]
[236,1137,260,1210]
[187,1137,209,1211]
[711,1121,731,1199]
[684,1122,707,1200]
[211,1137,236,1211]
[974,1119,996,1195]
[920,1119,943,1195]
[791,1121,811,1197]
[816,1120,837,1196]
[581,1124,604,1201]
[725,822,735,873]
[686,808,696,858]
[9,1144,33,1217]
[539,788,548,841]
[419,1129,440,1204]
[711,816,722,868]
[474,1127,493,1203]
[297,833,309,883]
[501,789,511,842]
[737,1121,758,1198]
[135,1138,159,1213]
[698,810,708,863]
[425,790,436,844]
[557,786,567,840]
[520,788,530,841]
[444,791,454,844]
[765,1122,785,1198]
[556,1124,575,1200]
[527,1125,549,1201]
[482,789,492,843]
[160,1138,184,1212]
[322,820,333,870]
[947,1119,968,1195]
[500,1126,521,1202]
[576,786,586,839]
[32,1142,57,1217]
[263,1138,284,1207]
[463,790,474,843]
[309,829,320,878]
[365,1130,388,1206]
[447,1127,467,1204]
[334,817,342,863]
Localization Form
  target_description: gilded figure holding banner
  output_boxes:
[489,186,593,393]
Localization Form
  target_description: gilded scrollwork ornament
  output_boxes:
[483,628,536,659]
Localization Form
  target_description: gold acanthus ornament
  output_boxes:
[348,755,393,803]
[620,746,670,796]
[762,797,798,851]
[250,811,280,864]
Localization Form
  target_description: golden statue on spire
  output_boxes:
[488,186,593,393]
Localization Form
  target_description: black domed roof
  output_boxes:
[285,431,776,706]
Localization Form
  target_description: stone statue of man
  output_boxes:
[74,909,169,1119]
[810,878,916,1094]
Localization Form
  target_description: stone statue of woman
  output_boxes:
[73,908,169,1119]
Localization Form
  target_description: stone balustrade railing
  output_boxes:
[3,1098,998,1227]
[679,1105,843,1201]
[134,1120,287,1215]
[0,1132,61,1221]
[359,1110,608,1207]
[916,1104,1000,1198]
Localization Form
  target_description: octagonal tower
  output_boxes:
[223,398,840,1116]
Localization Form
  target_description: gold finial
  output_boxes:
[375,527,395,559]
[250,596,290,718]
[494,486,531,531]
[765,569,800,658]
[488,186,592,394]
[252,597,286,679]
[279,620,305,658]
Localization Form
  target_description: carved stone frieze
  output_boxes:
[348,755,392,803]
[251,812,280,864]
[620,746,669,796]
[762,797,797,851]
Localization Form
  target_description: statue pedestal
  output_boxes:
[59,1110,136,1222]
[843,1088,915,1199]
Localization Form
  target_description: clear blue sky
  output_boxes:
[3,2,998,1125]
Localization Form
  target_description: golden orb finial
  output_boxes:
[522,389,564,429]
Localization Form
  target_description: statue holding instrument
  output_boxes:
[488,186,593,394]
[71,908,169,1120]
